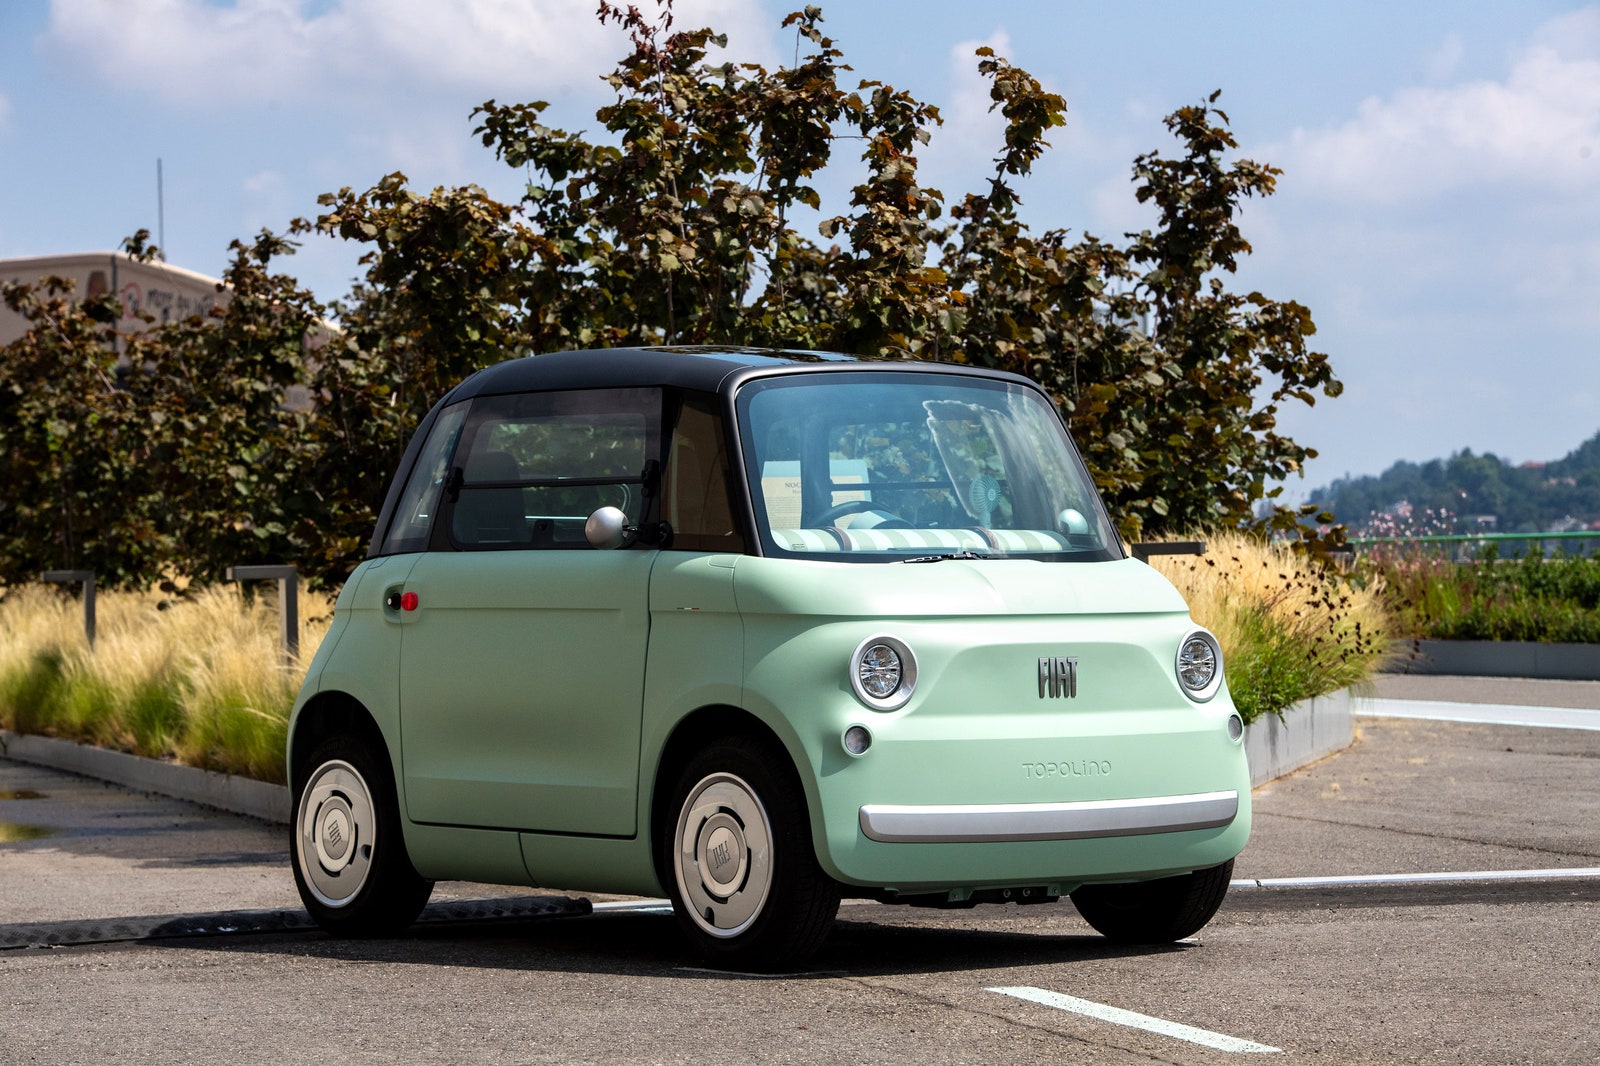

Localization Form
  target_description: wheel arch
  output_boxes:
[289,691,389,798]
[649,704,811,891]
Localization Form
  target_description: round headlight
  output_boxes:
[859,644,902,697]
[850,635,918,711]
[1175,629,1223,702]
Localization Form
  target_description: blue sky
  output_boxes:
[2,1,1596,496]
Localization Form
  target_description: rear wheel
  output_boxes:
[662,736,840,970]
[1070,859,1234,943]
[292,734,433,936]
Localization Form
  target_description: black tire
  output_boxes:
[660,735,841,970]
[291,733,433,937]
[1070,858,1234,944]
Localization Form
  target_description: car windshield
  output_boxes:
[737,372,1121,561]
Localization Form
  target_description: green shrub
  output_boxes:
[1369,547,1600,644]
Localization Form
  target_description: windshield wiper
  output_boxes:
[900,551,989,563]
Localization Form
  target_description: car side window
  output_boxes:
[663,396,746,553]
[379,400,470,555]
[445,387,661,550]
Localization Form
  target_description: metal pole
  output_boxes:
[41,570,96,647]
[157,158,166,260]
[280,571,298,663]
[225,565,300,664]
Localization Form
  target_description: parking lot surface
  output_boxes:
[2,677,1597,1064]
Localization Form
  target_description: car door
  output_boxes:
[396,387,661,838]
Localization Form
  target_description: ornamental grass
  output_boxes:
[1148,530,1394,723]
[0,582,333,784]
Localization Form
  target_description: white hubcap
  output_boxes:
[296,759,376,908]
[674,772,773,938]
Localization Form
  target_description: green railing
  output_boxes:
[1348,530,1600,559]
[1348,531,1600,546]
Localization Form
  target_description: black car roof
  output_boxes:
[444,345,1027,402]
[449,346,848,400]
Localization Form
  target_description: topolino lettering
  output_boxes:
[1024,759,1112,779]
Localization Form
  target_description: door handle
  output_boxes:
[384,589,420,612]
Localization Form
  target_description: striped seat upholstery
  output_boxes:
[768,528,1074,553]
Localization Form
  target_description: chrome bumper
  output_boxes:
[858,790,1239,844]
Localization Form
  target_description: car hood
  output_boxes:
[729,555,1190,619]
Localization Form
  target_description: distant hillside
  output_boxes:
[1306,429,1600,535]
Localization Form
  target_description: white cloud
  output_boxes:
[918,30,1129,221]
[1424,32,1464,82]
[1529,4,1600,59]
[1273,7,1600,204]
[43,0,776,108]
[1087,171,1154,238]
[243,169,283,194]
[916,30,1012,192]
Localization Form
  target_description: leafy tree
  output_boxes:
[313,4,1340,544]
[328,5,954,360]
[933,67,1339,537]
[309,178,546,401]
[1095,96,1339,536]
[2,3,1349,589]
[132,231,326,582]
[1,231,361,588]
[0,273,165,587]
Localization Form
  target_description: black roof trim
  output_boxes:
[448,346,838,400]
[446,346,1032,403]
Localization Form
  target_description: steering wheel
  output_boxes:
[812,499,910,529]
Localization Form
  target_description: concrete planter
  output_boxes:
[1243,687,1354,788]
[0,730,290,824]
[1384,639,1600,682]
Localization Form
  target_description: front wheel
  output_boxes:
[662,736,840,970]
[1070,859,1234,944]
[291,734,433,936]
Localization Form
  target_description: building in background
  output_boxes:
[0,252,225,350]
[1,252,332,411]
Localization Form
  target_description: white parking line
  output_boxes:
[1231,866,1600,889]
[988,986,1282,1054]
[1356,698,1600,731]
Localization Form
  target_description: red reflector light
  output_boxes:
[401,592,419,612]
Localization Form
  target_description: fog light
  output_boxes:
[843,725,872,756]
[1228,713,1244,743]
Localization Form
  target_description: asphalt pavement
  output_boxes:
[2,674,1597,1064]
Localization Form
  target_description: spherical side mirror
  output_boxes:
[1059,508,1090,535]
[585,506,629,550]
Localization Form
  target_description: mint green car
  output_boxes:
[288,347,1249,968]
